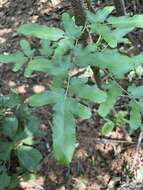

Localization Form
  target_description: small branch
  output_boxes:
[131,132,143,170]
[83,137,134,144]
[70,0,86,26]
[103,69,141,107]
[64,75,71,101]
[113,0,127,16]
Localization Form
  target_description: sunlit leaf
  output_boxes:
[17,23,65,41]
[54,37,74,57]
[0,51,27,71]
[115,111,127,126]
[112,28,133,43]
[70,78,107,103]
[20,39,33,57]
[24,57,52,77]
[75,48,133,78]
[87,6,114,23]
[91,23,117,48]
[101,120,114,136]
[70,99,92,119]
[28,91,54,107]
[128,85,143,98]
[39,40,53,56]
[24,57,69,77]
[62,13,82,38]
[108,15,143,28]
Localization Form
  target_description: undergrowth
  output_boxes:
[1,5,143,188]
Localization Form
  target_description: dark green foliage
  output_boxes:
[0,94,42,189]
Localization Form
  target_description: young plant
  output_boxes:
[0,93,42,189]
[1,6,143,166]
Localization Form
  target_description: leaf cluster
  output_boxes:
[0,94,42,189]
[1,6,143,167]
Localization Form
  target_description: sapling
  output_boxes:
[1,7,143,166]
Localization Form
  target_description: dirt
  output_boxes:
[1,0,143,190]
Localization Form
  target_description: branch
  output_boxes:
[113,0,127,16]
[70,0,86,26]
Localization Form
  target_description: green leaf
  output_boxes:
[0,171,11,190]
[0,142,13,161]
[28,91,54,107]
[20,173,38,182]
[86,6,114,23]
[92,50,133,78]
[115,111,127,126]
[70,99,91,119]
[131,54,143,67]
[13,60,27,72]
[0,51,27,64]
[0,51,27,71]
[14,130,31,143]
[27,115,40,135]
[129,101,141,130]
[70,78,107,103]
[20,39,33,57]
[39,40,53,56]
[1,116,18,139]
[86,43,98,52]
[91,23,117,48]
[17,145,42,172]
[98,83,122,117]
[53,99,76,165]
[9,176,20,189]
[112,28,133,43]
[62,13,82,38]
[75,48,133,78]
[24,57,52,77]
[29,89,65,107]
[21,136,34,145]
[138,99,143,112]
[24,57,68,77]
[101,120,114,136]
[54,37,74,57]
[17,23,65,41]
[128,85,143,98]
[74,103,91,119]
[4,93,23,108]
[108,15,143,28]
[16,104,30,121]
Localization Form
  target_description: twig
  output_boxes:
[83,137,134,144]
[103,69,141,107]
[131,132,143,170]
[113,0,127,16]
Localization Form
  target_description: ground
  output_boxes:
[1,0,143,189]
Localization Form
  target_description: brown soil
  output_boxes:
[1,0,143,190]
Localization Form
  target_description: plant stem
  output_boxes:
[70,0,86,26]
[131,132,143,170]
[113,0,127,16]
[69,0,101,87]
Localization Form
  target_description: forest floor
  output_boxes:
[1,0,143,189]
